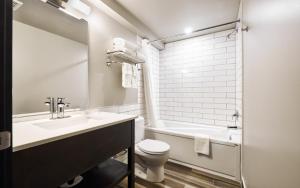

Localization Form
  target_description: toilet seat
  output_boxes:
[137,139,170,155]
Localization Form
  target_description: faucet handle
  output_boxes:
[56,98,70,119]
[45,97,54,105]
[57,98,70,108]
[57,97,66,103]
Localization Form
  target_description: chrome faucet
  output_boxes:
[57,97,70,119]
[45,97,70,119]
[45,97,56,119]
[232,110,240,121]
[227,110,241,129]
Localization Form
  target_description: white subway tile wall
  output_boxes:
[97,31,242,128]
[159,30,238,127]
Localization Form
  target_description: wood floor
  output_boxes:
[118,162,241,188]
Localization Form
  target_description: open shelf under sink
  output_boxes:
[76,159,129,188]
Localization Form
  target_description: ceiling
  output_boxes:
[115,0,241,42]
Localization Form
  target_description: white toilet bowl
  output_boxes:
[134,117,170,182]
[135,139,170,182]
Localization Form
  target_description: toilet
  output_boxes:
[135,117,170,182]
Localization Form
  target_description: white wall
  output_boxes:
[87,6,138,108]
[86,3,160,119]
[13,21,88,114]
[243,0,300,187]
[159,30,238,127]
[90,44,160,121]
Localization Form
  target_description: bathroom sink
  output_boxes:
[33,116,90,130]
[33,112,124,130]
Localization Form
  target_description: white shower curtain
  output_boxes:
[141,40,164,128]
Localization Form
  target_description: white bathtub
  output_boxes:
[145,120,241,182]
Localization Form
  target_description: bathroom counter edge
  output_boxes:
[13,113,137,152]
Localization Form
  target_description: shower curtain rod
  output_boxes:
[148,19,240,44]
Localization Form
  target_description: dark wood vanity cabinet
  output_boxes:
[13,120,135,188]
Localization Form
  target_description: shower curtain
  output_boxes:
[141,40,164,128]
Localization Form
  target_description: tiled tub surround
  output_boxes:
[159,30,238,127]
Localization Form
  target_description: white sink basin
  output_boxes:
[32,112,126,131]
[33,112,120,130]
[33,116,90,130]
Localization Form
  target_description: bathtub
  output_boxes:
[145,120,241,182]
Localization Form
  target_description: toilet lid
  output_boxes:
[138,139,170,155]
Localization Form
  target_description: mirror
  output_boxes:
[13,0,89,115]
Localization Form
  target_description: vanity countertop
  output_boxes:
[13,112,137,152]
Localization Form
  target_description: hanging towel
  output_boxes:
[122,63,133,88]
[194,134,210,155]
[131,64,138,88]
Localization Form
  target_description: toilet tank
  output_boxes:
[135,116,145,143]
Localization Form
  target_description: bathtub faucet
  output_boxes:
[232,110,240,121]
